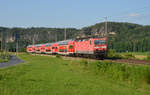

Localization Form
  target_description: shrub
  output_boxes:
[123,53,135,59]
[56,54,61,58]
[107,49,123,59]
[107,49,116,57]
[80,60,89,67]
[147,53,150,60]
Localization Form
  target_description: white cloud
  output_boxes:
[128,13,140,17]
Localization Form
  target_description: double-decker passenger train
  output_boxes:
[27,37,107,58]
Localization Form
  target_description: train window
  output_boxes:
[52,47,57,49]
[94,40,106,45]
[69,45,74,49]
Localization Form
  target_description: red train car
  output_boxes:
[75,37,107,57]
[57,39,75,55]
[27,45,33,53]
[45,43,53,54]
[40,44,46,53]
[27,45,36,53]
[31,45,36,53]
[68,40,75,54]
[51,43,58,54]
[35,44,42,53]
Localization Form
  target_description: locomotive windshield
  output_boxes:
[94,40,106,45]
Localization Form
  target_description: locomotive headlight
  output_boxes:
[101,46,106,48]
[95,47,100,49]
[95,46,106,48]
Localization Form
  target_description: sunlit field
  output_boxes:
[0,53,150,95]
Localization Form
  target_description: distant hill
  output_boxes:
[0,22,150,52]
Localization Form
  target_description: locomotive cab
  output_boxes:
[93,38,107,57]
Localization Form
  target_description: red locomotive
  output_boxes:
[27,37,107,58]
[75,37,107,58]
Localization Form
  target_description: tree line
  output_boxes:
[0,22,150,52]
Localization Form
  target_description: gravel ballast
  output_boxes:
[0,55,23,68]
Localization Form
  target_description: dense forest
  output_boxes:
[0,22,150,52]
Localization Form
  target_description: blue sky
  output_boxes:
[0,0,150,28]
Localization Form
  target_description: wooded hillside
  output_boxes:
[0,22,150,52]
[81,22,150,52]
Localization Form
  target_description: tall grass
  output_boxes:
[80,61,150,85]
[123,53,135,59]
[56,54,61,58]
[107,49,123,59]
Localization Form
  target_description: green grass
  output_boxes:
[0,54,150,95]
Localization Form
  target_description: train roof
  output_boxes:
[27,45,33,48]
[27,39,75,47]
[34,44,44,47]
[57,39,74,45]
[45,43,53,46]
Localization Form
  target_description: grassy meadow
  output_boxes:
[0,53,150,95]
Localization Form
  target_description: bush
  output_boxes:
[147,54,150,60]
[107,49,123,59]
[56,54,61,58]
[80,60,89,67]
[123,53,135,59]
[107,49,116,57]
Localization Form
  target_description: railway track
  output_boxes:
[32,54,150,66]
